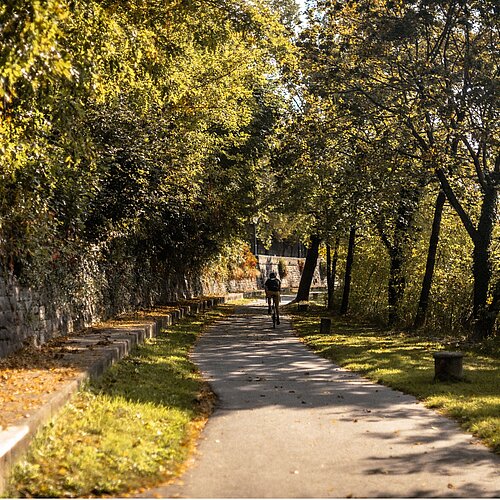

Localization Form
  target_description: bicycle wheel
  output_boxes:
[273,296,280,326]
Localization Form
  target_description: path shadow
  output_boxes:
[189,302,500,493]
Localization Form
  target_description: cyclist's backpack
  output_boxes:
[267,278,280,291]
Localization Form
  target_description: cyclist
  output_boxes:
[264,272,281,324]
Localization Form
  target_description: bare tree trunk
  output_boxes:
[295,235,321,303]
[471,186,498,340]
[326,237,339,311]
[340,226,356,315]
[326,244,332,308]
[414,190,446,329]
[376,185,422,327]
[387,248,405,327]
[436,168,499,340]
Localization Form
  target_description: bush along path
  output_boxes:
[143,300,499,498]
[2,298,229,498]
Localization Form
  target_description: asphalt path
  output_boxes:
[143,299,500,498]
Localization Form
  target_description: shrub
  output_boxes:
[278,258,288,279]
[297,259,305,275]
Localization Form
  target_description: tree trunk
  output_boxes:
[414,190,446,329]
[387,248,405,327]
[295,235,321,303]
[340,226,356,315]
[436,168,499,340]
[326,244,333,308]
[326,237,339,311]
[376,186,421,327]
[471,185,498,340]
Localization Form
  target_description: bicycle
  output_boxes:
[269,295,280,328]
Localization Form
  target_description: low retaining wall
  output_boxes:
[0,254,324,360]
[0,296,225,494]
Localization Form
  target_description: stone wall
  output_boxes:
[256,255,325,290]
[200,256,326,295]
[0,254,325,359]
[0,261,203,358]
[0,270,137,358]
[0,275,67,358]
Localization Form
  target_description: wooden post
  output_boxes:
[433,352,464,382]
[320,317,331,335]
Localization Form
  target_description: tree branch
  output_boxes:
[461,136,487,191]
[435,167,478,242]
[406,117,429,152]
[375,220,393,253]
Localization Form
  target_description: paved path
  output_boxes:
[144,302,499,498]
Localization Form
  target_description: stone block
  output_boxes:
[0,296,13,311]
[433,351,464,382]
[0,316,15,334]
[320,317,331,335]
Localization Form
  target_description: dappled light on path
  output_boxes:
[143,302,500,498]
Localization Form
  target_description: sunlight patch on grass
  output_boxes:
[7,305,233,498]
[12,393,189,497]
[291,310,500,453]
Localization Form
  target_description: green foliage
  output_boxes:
[342,194,478,335]
[278,258,288,279]
[202,239,259,284]
[265,0,499,337]
[0,0,295,302]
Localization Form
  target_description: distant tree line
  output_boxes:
[265,0,498,340]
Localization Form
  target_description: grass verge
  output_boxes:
[287,304,500,454]
[6,305,234,498]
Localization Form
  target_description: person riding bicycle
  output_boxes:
[264,272,281,324]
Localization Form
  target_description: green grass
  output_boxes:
[7,305,233,498]
[287,305,500,454]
